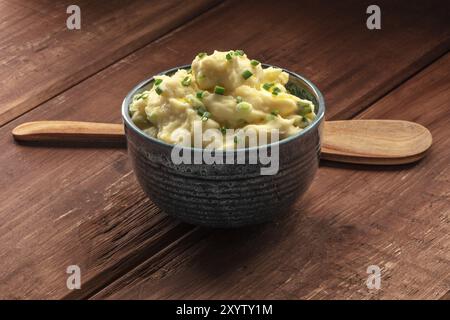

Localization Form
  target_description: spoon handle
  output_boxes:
[12,121,125,143]
[12,120,432,165]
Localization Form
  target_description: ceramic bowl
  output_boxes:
[122,64,325,228]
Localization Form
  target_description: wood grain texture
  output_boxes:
[0,0,448,299]
[12,121,125,143]
[2,0,448,124]
[94,53,450,300]
[0,0,220,125]
[321,120,432,165]
[441,290,450,300]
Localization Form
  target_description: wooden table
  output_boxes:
[0,0,449,300]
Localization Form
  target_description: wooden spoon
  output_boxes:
[12,120,432,165]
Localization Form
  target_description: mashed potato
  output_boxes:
[129,50,316,148]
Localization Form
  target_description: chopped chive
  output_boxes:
[197,52,207,58]
[181,76,191,86]
[263,83,274,90]
[135,92,148,100]
[237,102,252,112]
[155,86,163,95]
[154,78,163,86]
[186,68,192,74]
[299,118,309,128]
[234,50,244,56]
[195,106,207,117]
[272,87,281,95]
[196,91,204,99]
[226,52,233,61]
[147,111,158,124]
[271,109,279,116]
[251,60,260,66]
[201,111,211,121]
[242,70,253,80]
[214,85,225,95]
[220,126,227,134]
[298,102,312,116]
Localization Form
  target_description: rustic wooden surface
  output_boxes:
[94,53,450,300]
[0,0,219,125]
[0,0,448,299]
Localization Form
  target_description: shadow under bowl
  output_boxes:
[122,64,325,228]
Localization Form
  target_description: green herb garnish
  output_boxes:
[201,111,211,121]
[263,83,274,91]
[154,78,163,86]
[196,91,204,99]
[272,87,281,96]
[250,60,260,66]
[197,52,207,58]
[237,102,252,112]
[234,50,245,56]
[297,102,312,116]
[135,92,148,100]
[147,111,158,124]
[214,85,225,95]
[298,118,309,128]
[155,86,163,95]
[242,70,253,80]
[181,76,191,86]
[226,52,233,61]
[195,106,207,116]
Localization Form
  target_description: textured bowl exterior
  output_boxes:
[122,65,325,228]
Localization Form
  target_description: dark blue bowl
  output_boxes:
[122,64,325,228]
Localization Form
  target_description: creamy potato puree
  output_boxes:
[129,50,316,148]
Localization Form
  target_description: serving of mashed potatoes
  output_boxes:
[129,50,316,148]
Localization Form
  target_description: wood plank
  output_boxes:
[441,290,450,300]
[0,0,448,299]
[95,53,450,300]
[0,0,220,126]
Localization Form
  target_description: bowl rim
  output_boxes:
[121,63,325,152]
